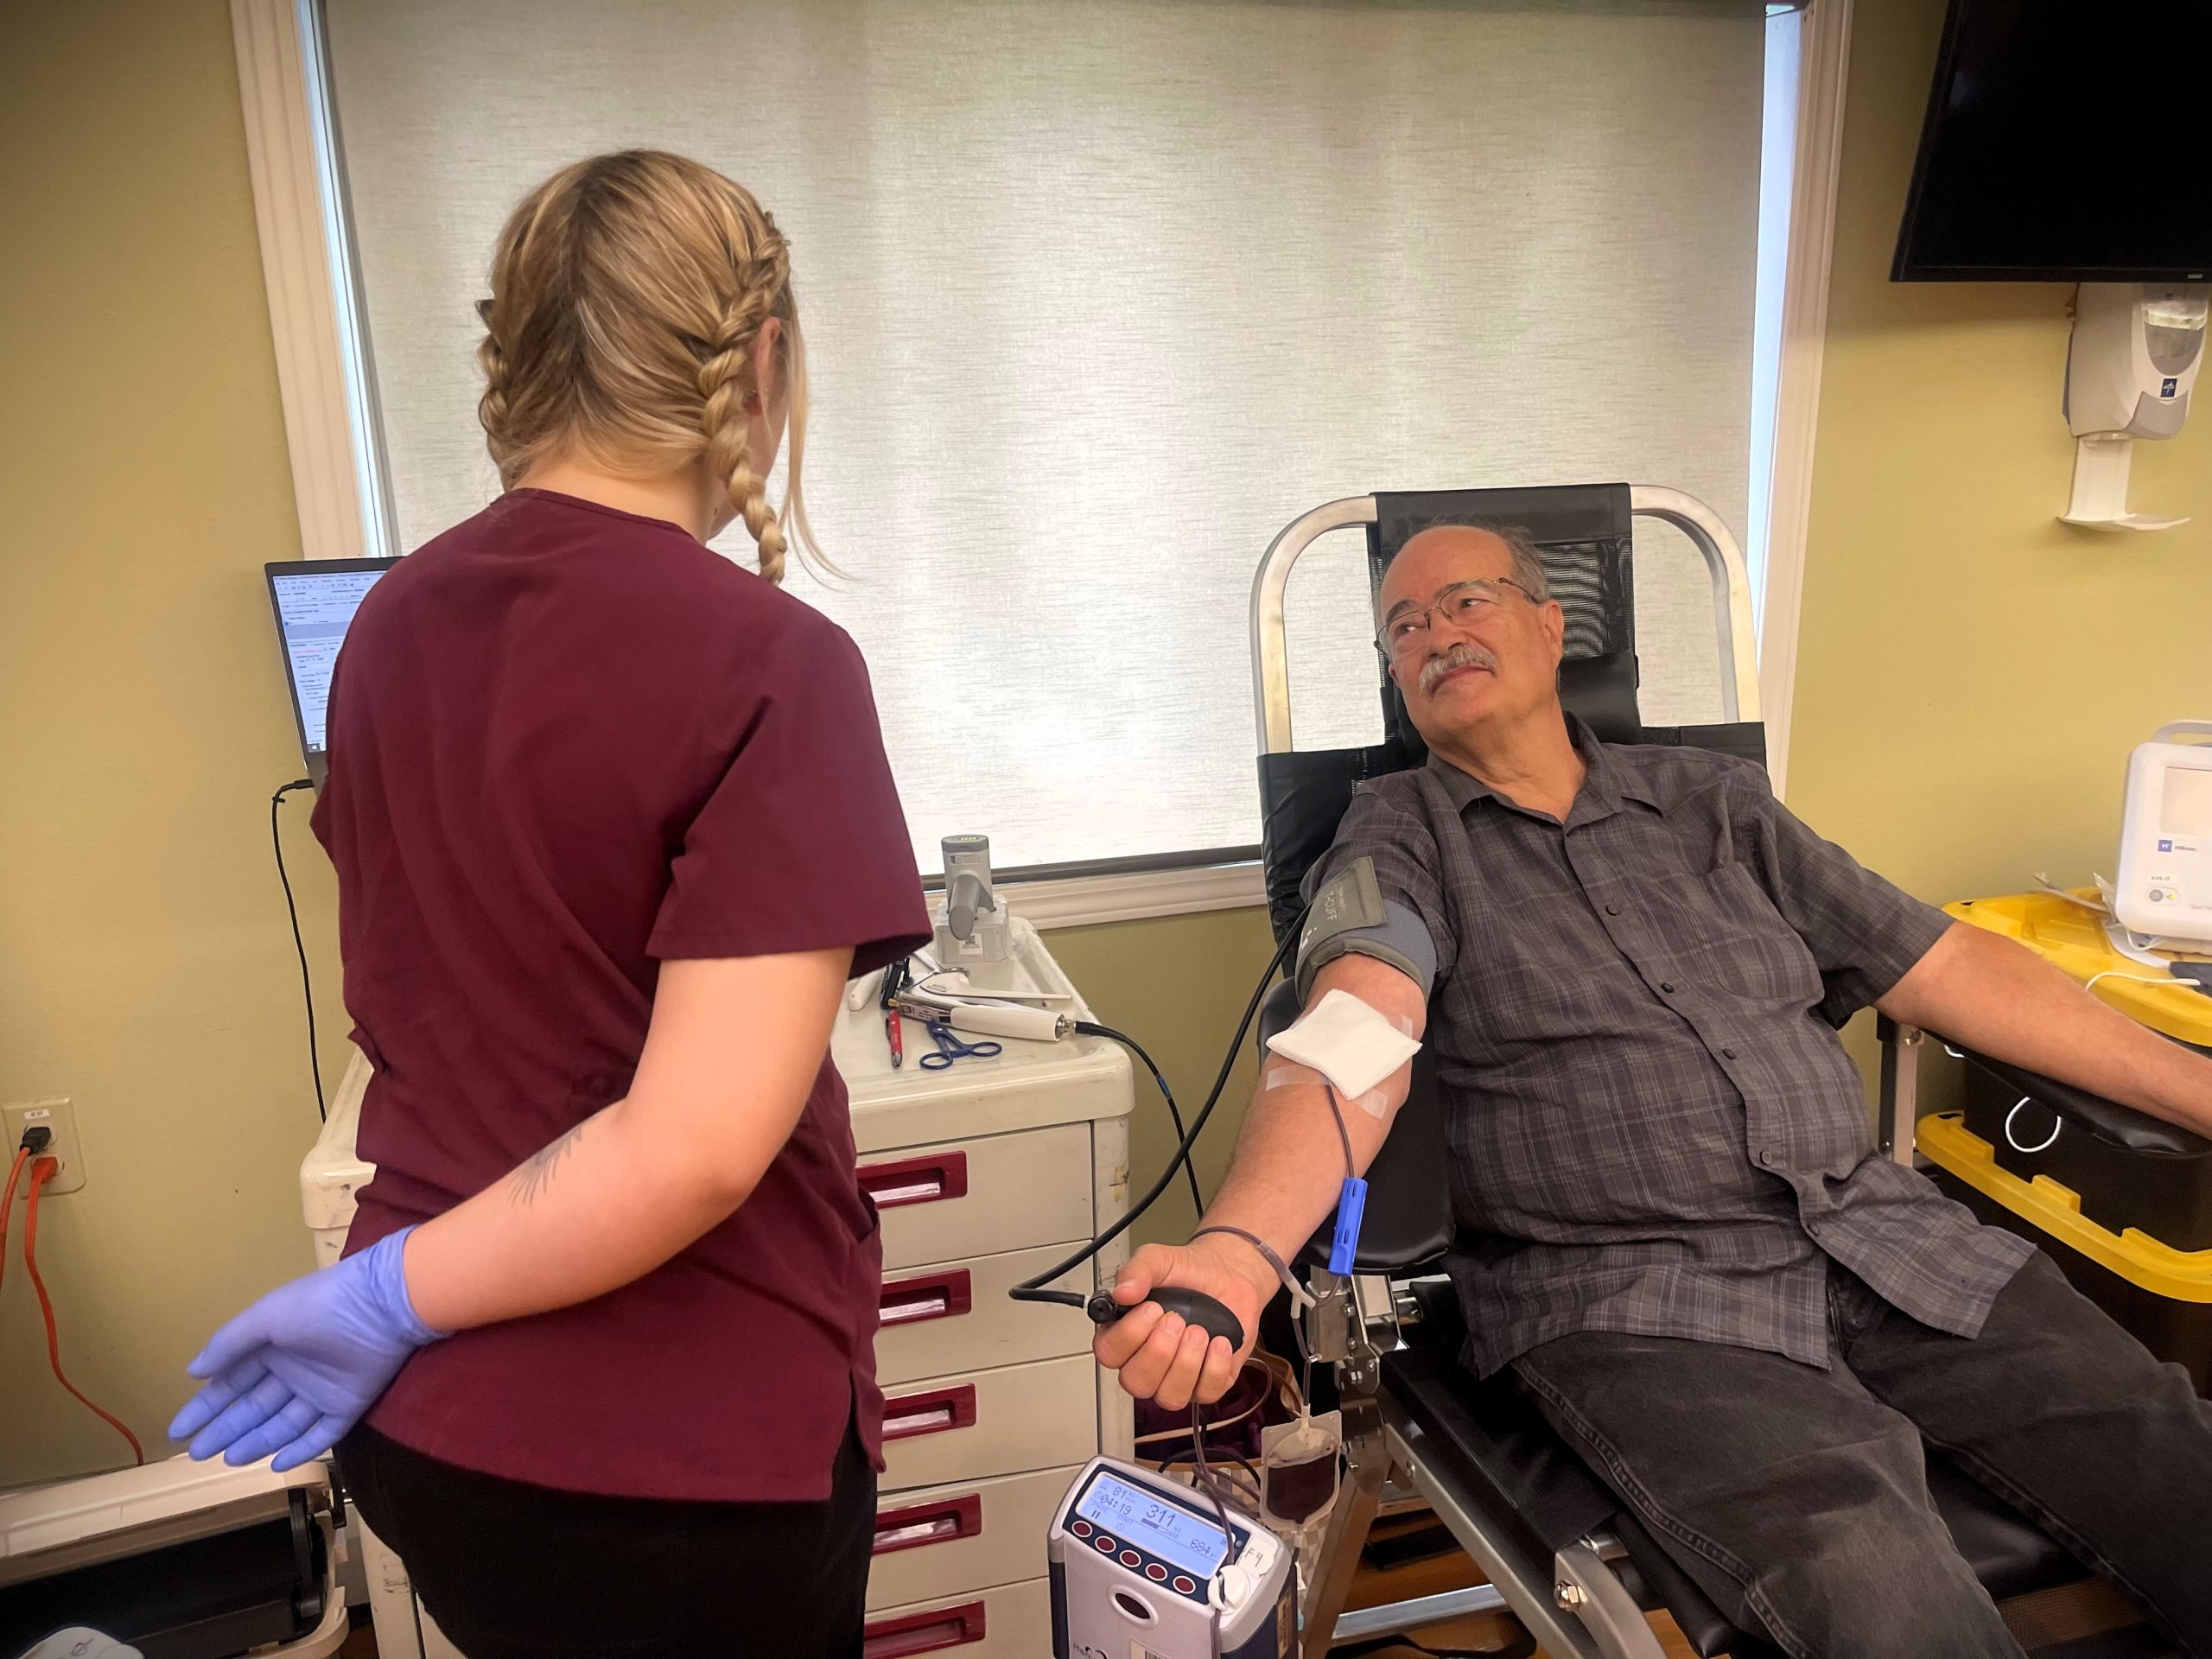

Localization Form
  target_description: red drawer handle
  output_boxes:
[879,1268,973,1327]
[858,1151,969,1210]
[873,1492,984,1556]
[863,1600,987,1658]
[880,1382,978,1443]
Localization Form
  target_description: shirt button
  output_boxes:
[1605,903,1621,917]
[1660,981,1676,994]
[1722,1047,1738,1060]
[1758,1148,1779,1168]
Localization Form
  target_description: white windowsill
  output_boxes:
[1001,861,1268,931]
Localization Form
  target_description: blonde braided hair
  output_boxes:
[474,150,819,582]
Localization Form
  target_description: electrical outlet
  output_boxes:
[4,1098,84,1195]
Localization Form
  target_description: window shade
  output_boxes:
[327,0,1765,873]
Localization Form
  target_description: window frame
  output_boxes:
[229,0,1850,923]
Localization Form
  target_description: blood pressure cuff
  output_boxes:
[1294,855,1438,1003]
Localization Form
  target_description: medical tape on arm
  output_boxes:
[1263,1061,1390,1121]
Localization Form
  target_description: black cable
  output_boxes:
[1011,907,1306,1308]
[270,779,326,1122]
[1073,1020,1205,1218]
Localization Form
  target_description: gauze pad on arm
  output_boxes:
[1264,988,1421,1100]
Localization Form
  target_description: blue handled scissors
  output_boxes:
[918,1020,1002,1071]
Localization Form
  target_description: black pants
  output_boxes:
[337,1416,876,1659]
[1513,1251,2212,1659]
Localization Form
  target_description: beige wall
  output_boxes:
[1048,908,1279,1248]
[5,0,2209,1491]
[0,1,348,1485]
[1786,0,2212,1094]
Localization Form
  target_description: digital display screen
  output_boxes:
[1075,1473,1227,1578]
[2162,766,2212,841]
[271,567,389,751]
[1895,0,2212,280]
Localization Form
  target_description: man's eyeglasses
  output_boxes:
[1376,577,1540,657]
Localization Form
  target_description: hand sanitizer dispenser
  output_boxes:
[2061,283,2207,531]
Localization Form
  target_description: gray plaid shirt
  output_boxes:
[1311,721,2031,1376]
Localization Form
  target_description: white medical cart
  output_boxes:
[301,918,1135,1659]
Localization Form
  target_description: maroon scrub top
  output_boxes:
[314,489,930,1502]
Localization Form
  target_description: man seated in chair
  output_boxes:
[1097,522,2212,1659]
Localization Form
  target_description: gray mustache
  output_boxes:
[1420,643,1498,693]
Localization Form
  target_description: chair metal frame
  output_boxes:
[1251,486,1762,756]
[1248,488,1764,1657]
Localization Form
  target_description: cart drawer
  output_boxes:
[880,1356,1097,1494]
[862,1578,1051,1659]
[874,1245,1094,1387]
[861,1123,1092,1271]
[865,1464,1081,1612]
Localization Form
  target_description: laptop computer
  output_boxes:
[264,557,400,787]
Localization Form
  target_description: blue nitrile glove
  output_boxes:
[169,1226,445,1471]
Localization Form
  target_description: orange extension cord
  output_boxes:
[0,1147,25,1294]
[20,1155,144,1465]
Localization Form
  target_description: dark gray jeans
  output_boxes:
[1512,1250,2212,1659]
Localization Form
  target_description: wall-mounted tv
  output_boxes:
[1893,0,2211,283]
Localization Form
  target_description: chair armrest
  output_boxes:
[1959,1046,2212,1159]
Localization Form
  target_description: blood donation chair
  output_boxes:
[1248,486,2168,1659]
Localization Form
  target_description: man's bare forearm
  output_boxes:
[1880,922,2212,1137]
[1199,1077,1398,1268]
[1196,952,1428,1271]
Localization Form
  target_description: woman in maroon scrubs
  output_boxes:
[171,151,930,1657]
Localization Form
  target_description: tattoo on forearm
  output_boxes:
[510,1119,588,1206]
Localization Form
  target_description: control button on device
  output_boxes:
[1173,1575,1197,1595]
[1070,1520,1092,1539]
[1096,1535,1116,1553]
[1147,1563,1168,1582]
[1121,1549,1141,1567]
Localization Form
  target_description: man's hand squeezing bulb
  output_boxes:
[1086,1286,1246,1351]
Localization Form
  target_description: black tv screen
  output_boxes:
[1893,0,2212,283]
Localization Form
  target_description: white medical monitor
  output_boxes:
[2115,726,2212,944]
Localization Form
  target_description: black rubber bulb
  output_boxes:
[1085,1286,1246,1351]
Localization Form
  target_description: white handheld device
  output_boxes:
[2114,722,2212,944]
[1048,1457,1294,1659]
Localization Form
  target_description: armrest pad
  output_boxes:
[1960,1046,2212,1160]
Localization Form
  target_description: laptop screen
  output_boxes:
[265,559,398,772]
